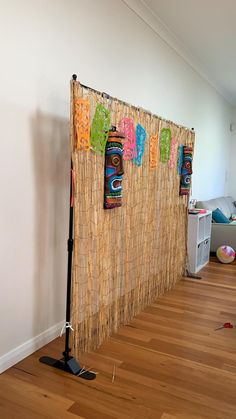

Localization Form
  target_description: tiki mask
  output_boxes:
[104,130,124,209]
[179,146,193,196]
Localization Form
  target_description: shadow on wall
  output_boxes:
[31,110,70,336]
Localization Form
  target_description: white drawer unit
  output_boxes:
[187,210,212,273]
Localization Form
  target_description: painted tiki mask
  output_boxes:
[179,146,193,196]
[104,130,124,209]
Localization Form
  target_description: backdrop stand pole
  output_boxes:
[39,75,96,380]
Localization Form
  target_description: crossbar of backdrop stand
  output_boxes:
[76,75,194,132]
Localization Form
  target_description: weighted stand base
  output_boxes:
[39,356,96,380]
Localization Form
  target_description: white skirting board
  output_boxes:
[0,320,64,374]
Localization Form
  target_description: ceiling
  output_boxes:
[124,0,236,105]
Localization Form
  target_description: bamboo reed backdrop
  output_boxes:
[71,80,195,355]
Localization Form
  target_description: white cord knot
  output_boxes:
[60,322,74,337]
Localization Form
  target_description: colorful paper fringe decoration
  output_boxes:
[177,144,184,175]
[119,117,137,160]
[150,134,158,168]
[168,137,178,169]
[74,98,90,151]
[132,124,147,166]
[179,146,193,196]
[91,104,111,155]
[160,128,171,163]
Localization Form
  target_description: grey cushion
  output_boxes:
[196,196,234,218]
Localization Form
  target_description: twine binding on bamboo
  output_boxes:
[60,322,74,338]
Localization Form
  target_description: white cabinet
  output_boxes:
[187,210,212,273]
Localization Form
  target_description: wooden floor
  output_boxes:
[1,259,236,419]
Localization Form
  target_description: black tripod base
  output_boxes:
[39,356,96,380]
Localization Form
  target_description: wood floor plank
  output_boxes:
[1,258,236,418]
[0,374,77,419]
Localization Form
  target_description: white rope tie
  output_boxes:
[60,322,74,337]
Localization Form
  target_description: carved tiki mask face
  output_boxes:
[104,130,124,209]
[179,146,193,196]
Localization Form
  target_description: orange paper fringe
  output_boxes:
[150,134,158,168]
[74,98,90,151]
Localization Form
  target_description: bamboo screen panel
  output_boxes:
[71,81,194,355]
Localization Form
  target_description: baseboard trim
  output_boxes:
[0,320,64,374]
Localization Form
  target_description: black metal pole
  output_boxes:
[39,75,96,380]
[63,159,74,362]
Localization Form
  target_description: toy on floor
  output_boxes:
[215,322,233,331]
[216,245,235,264]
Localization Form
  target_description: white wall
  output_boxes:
[0,0,233,369]
[228,113,236,198]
